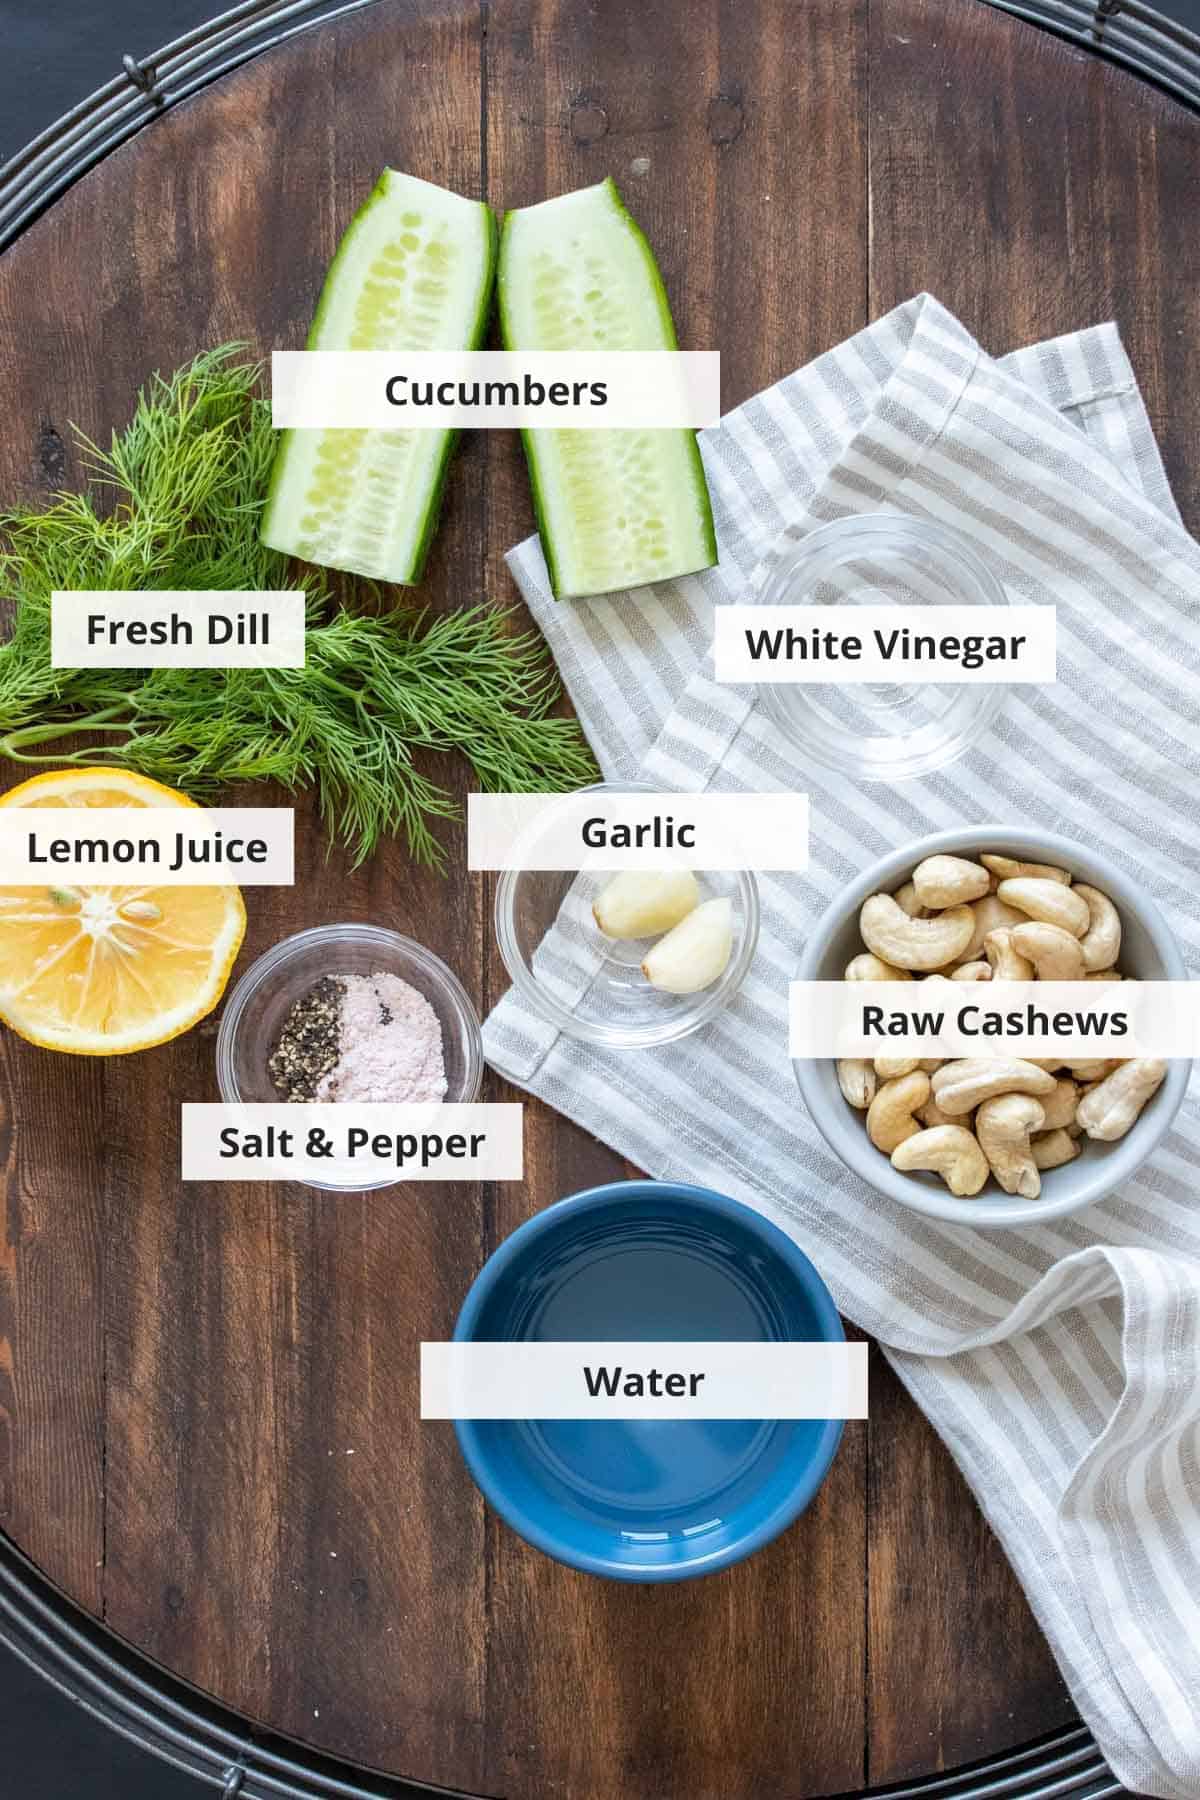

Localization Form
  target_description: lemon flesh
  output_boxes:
[0,769,246,1055]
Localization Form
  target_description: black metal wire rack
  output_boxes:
[0,0,1194,1791]
[0,0,378,250]
[992,0,1200,104]
[1,0,1198,252]
[0,1526,1124,1799]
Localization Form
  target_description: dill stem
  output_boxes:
[307,669,374,710]
[0,707,132,760]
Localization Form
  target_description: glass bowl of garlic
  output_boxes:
[493,782,760,1049]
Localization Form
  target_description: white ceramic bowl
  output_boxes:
[793,827,1191,1227]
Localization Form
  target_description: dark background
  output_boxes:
[3,0,1200,159]
[0,0,221,162]
[1,0,1198,1793]
[0,1647,207,1797]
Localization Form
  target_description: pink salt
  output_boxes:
[317,972,447,1104]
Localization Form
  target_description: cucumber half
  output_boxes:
[262,169,496,586]
[498,178,717,600]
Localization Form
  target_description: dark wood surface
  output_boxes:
[1,0,1196,1793]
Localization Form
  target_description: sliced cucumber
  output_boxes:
[498,178,716,600]
[262,169,496,586]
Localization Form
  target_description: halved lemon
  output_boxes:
[0,767,246,1055]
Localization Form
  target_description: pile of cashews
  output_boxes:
[837,851,1167,1200]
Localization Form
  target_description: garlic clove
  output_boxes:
[593,869,700,939]
[641,897,733,994]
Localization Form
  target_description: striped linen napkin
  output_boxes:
[482,294,1200,1798]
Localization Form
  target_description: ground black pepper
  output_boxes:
[268,976,345,1102]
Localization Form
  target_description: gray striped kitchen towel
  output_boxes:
[483,295,1200,1797]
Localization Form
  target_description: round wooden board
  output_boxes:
[1,1,1197,1795]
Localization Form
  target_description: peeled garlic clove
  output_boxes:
[593,869,700,939]
[641,897,733,994]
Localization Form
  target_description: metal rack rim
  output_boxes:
[3,0,1193,1790]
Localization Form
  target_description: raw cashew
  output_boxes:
[1074,884,1122,972]
[984,927,1034,982]
[891,1125,989,1196]
[867,1070,931,1153]
[931,1057,1056,1116]
[917,977,960,1022]
[976,1093,1046,1197]
[839,843,1139,1195]
[1077,1059,1167,1141]
[860,894,975,973]
[845,951,913,983]
[997,878,1090,938]
[1068,1057,1121,1082]
[959,893,1024,962]
[893,881,927,919]
[950,961,992,982]
[1009,921,1087,981]
[912,854,991,908]
[1032,1128,1081,1171]
[981,853,1071,885]
[1040,1076,1080,1131]
[917,1094,961,1130]
[875,1055,921,1081]
[837,1058,877,1110]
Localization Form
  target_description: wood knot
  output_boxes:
[36,422,67,488]
[349,1575,369,1604]
[164,1583,185,1615]
[570,98,609,144]
[707,92,745,147]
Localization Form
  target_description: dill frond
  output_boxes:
[0,346,597,865]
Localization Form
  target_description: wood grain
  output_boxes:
[869,0,1200,531]
[0,0,1195,1793]
[864,2,1199,1773]
[478,4,870,1795]
[103,0,491,1774]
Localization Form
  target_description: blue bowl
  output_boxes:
[453,1180,845,1582]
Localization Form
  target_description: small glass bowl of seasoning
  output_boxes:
[216,925,483,1189]
[753,512,1013,781]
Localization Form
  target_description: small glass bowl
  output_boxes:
[754,513,1012,782]
[493,782,759,1050]
[215,924,483,1191]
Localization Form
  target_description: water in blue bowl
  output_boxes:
[454,1181,844,1582]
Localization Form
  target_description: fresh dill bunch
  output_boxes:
[0,346,597,866]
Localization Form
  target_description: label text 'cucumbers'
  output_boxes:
[272,350,721,430]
